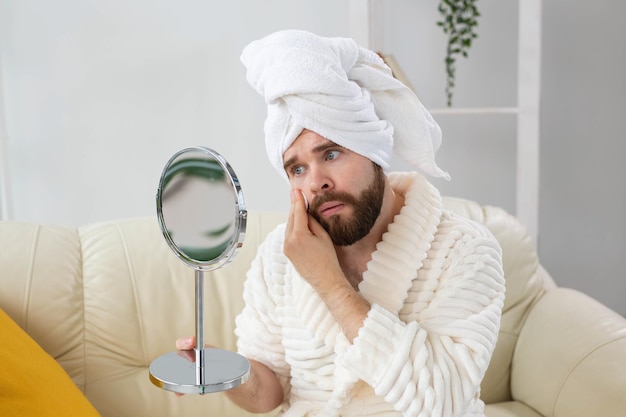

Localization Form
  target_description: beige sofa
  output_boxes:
[1,197,625,417]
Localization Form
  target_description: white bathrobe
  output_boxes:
[235,172,505,417]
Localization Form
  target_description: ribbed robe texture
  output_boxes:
[235,172,505,417]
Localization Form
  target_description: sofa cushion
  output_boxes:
[0,222,86,390]
[0,308,101,417]
[485,401,543,417]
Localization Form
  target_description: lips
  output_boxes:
[318,201,345,217]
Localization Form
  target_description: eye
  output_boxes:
[292,166,304,176]
[325,150,340,161]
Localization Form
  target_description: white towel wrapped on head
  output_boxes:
[240,29,450,181]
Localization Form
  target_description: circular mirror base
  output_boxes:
[149,348,250,395]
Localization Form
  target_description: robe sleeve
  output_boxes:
[235,226,292,397]
[337,221,505,417]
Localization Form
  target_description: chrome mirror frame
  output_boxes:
[149,146,250,395]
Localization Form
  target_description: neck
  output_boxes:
[335,178,404,286]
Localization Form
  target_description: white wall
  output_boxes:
[539,0,626,316]
[0,0,351,226]
[1,0,624,315]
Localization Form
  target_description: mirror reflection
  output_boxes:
[157,148,244,266]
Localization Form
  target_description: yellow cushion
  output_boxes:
[0,309,101,417]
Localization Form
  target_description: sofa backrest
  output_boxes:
[0,196,550,415]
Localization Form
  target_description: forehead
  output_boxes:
[282,130,337,162]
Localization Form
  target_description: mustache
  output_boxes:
[310,191,359,213]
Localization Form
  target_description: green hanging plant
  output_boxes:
[437,0,481,106]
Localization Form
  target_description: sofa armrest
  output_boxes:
[511,287,626,417]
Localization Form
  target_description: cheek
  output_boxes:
[349,165,376,189]
[288,177,302,188]
[288,177,309,198]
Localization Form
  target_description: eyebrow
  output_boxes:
[283,142,343,173]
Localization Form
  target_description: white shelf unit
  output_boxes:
[350,0,541,247]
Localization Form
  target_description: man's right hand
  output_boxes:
[172,336,283,411]
[175,335,201,351]
[172,336,215,396]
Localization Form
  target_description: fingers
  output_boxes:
[287,189,308,234]
[290,189,307,215]
[172,336,219,398]
[175,335,196,350]
[301,190,309,211]
[306,213,327,237]
[172,336,195,397]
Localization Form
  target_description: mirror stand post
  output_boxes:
[195,269,205,385]
[148,269,251,395]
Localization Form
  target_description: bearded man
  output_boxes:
[177,30,505,417]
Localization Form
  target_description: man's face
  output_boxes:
[283,130,385,246]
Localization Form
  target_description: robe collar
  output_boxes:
[358,171,443,313]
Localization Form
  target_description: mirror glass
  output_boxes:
[156,147,246,270]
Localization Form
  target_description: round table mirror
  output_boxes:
[149,146,250,395]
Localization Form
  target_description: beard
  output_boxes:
[310,164,385,246]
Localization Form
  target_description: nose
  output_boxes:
[307,165,333,195]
